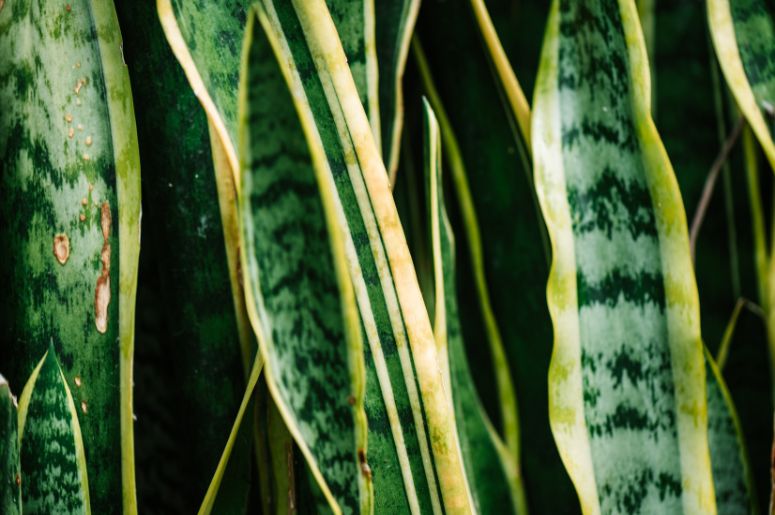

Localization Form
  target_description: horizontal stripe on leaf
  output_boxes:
[0,0,141,511]
[533,0,714,513]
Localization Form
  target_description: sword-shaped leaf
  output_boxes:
[0,376,21,515]
[708,0,775,170]
[376,0,420,180]
[423,100,522,515]
[706,351,758,514]
[0,0,141,511]
[157,0,380,185]
[241,2,474,512]
[238,6,369,514]
[18,345,90,514]
[532,0,715,512]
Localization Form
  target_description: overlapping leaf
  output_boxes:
[708,0,775,170]
[0,376,20,515]
[0,1,141,511]
[532,0,715,512]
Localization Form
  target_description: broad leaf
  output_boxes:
[0,1,141,511]
[238,6,370,514]
[533,0,715,512]
[708,0,775,170]
[424,100,523,515]
[18,345,90,514]
[0,376,20,515]
[376,0,420,179]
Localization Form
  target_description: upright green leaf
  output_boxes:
[115,1,254,512]
[18,345,90,514]
[423,100,523,515]
[0,376,21,515]
[238,7,370,514]
[0,0,141,512]
[533,0,715,512]
[708,0,775,171]
[241,2,474,513]
[376,0,420,179]
[158,0,380,185]
[706,352,758,514]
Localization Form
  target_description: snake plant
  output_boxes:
[0,0,772,513]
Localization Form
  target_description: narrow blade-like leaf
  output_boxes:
[0,1,141,511]
[708,0,775,171]
[424,99,524,515]
[238,6,370,514]
[533,0,715,512]
[18,345,90,514]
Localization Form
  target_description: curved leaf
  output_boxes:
[18,345,90,514]
[157,0,380,187]
[708,0,775,171]
[423,100,524,515]
[0,376,20,515]
[238,6,370,514]
[532,0,715,513]
[0,0,141,511]
[376,0,420,180]
[706,351,758,514]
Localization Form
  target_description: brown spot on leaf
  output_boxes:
[79,213,86,222]
[94,202,111,333]
[15,474,20,486]
[74,376,81,387]
[65,114,72,123]
[80,401,87,414]
[53,234,70,265]
[85,135,92,146]
[347,395,355,406]
[358,449,371,479]
[68,127,74,139]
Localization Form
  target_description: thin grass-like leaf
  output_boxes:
[533,0,715,512]
[708,0,775,171]
[0,1,141,511]
[18,345,91,514]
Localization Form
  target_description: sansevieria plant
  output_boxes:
[0,0,773,513]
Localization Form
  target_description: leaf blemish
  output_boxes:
[357,449,371,479]
[94,202,111,333]
[53,233,70,265]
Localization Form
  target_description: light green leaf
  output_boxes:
[0,0,141,511]
[423,99,525,515]
[238,6,370,514]
[376,0,420,180]
[706,351,758,515]
[0,376,20,515]
[18,345,90,514]
[532,0,715,513]
[708,0,775,171]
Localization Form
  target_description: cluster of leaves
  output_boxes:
[2,0,775,514]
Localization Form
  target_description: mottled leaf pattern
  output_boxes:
[0,0,140,512]
[0,376,21,515]
[533,0,714,513]
[424,100,521,515]
[708,0,775,170]
[238,6,367,514]
[18,346,90,514]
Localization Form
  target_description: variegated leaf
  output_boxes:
[532,0,715,512]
